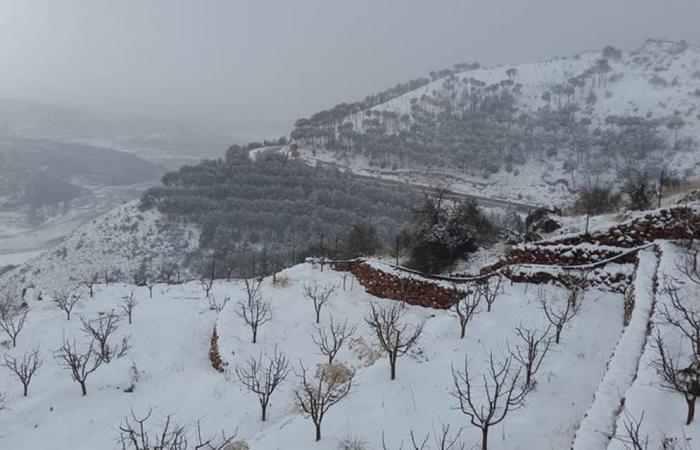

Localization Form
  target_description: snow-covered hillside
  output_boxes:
[1,262,624,450]
[296,39,700,208]
[0,201,199,294]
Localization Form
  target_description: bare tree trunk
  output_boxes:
[315,423,322,441]
[482,427,488,450]
[262,404,267,421]
[390,356,396,380]
[80,381,87,396]
[687,398,696,425]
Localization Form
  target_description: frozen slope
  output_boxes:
[0,262,623,449]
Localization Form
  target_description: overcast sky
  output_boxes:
[1,0,699,138]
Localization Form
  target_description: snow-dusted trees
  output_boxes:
[311,316,356,364]
[650,331,700,425]
[80,312,130,363]
[365,301,424,380]
[507,325,552,387]
[52,288,81,321]
[54,338,103,396]
[303,281,338,323]
[538,289,581,344]
[0,296,27,347]
[118,409,238,450]
[2,346,42,396]
[294,362,354,441]
[120,292,138,325]
[236,278,271,343]
[451,353,528,450]
[453,285,481,338]
[235,349,290,421]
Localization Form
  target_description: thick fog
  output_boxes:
[1,0,699,137]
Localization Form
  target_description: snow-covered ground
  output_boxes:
[0,262,625,449]
[608,241,700,449]
[0,201,199,293]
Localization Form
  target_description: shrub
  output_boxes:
[571,187,621,215]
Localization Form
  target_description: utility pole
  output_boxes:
[394,234,400,266]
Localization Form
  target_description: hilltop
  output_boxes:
[291,39,700,207]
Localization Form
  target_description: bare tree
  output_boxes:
[303,281,338,323]
[612,408,649,450]
[453,285,481,339]
[311,316,356,364]
[365,301,424,380]
[52,288,82,321]
[120,292,138,325]
[236,278,272,343]
[0,303,28,347]
[102,268,114,286]
[451,353,528,450]
[380,424,465,450]
[81,272,100,298]
[650,331,700,425]
[3,346,42,396]
[480,275,502,313]
[118,408,237,450]
[200,277,214,298]
[54,338,103,396]
[235,349,290,421]
[207,295,230,313]
[507,325,552,387]
[660,281,700,358]
[677,248,700,284]
[538,290,581,344]
[80,312,130,363]
[294,362,354,441]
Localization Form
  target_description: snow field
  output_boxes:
[1,262,623,449]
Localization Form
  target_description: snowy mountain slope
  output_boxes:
[1,262,623,450]
[295,39,700,207]
[0,201,199,294]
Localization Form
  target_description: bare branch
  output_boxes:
[53,338,103,396]
[236,279,271,343]
[451,352,528,450]
[52,288,82,321]
[303,281,338,323]
[3,346,42,396]
[294,361,354,441]
[538,289,581,344]
[649,330,700,425]
[235,348,290,421]
[365,301,424,380]
[311,316,356,364]
[453,284,481,339]
[80,311,130,363]
[120,292,138,325]
[507,325,552,387]
[0,294,28,347]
